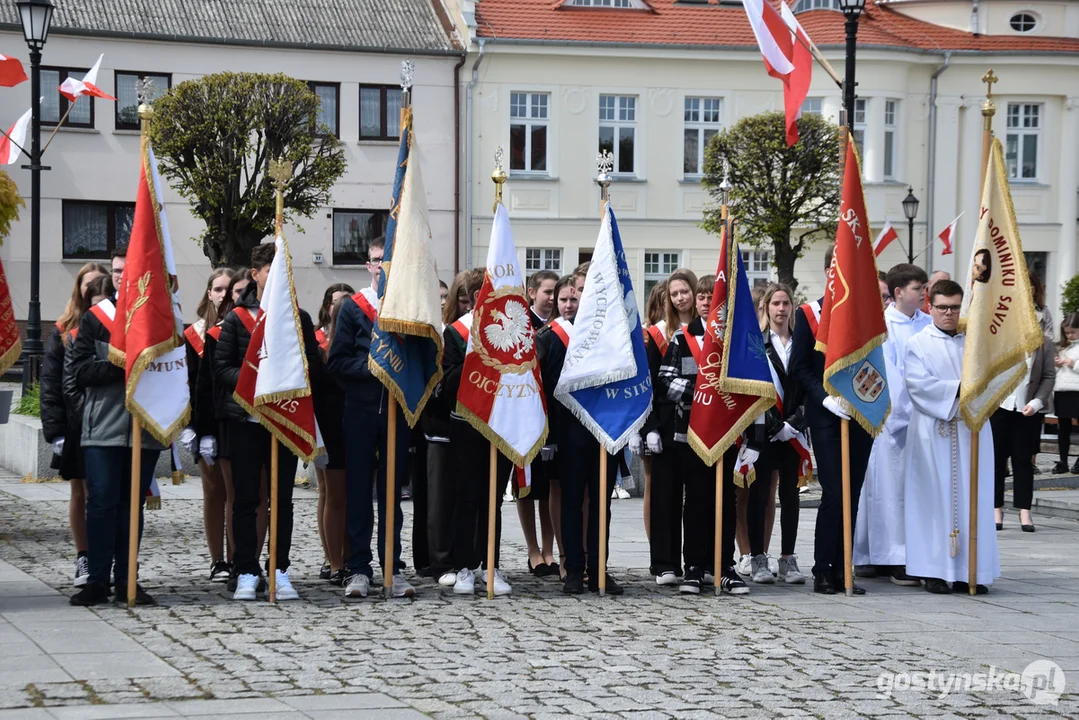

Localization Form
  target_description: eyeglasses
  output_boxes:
[366,256,383,266]
[881,293,892,304]
[933,304,962,314]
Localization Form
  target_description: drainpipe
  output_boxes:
[453,53,466,274]
[971,0,980,36]
[926,51,952,275]
[464,39,486,271]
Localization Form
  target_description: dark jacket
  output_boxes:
[641,328,671,438]
[423,324,464,439]
[655,318,701,446]
[790,298,833,428]
[536,319,596,449]
[326,294,384,406]
[39,329,67,443]
[212,283,260,423]
[762,330,806,439]
[194,324,220,437]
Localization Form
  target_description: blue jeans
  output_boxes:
[344,398,407,578]
[83,446,161,588]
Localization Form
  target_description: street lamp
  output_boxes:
[838,0,866,135]
[902,186,919,264]
[15,0,54,388]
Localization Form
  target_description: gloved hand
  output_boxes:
[646,431,663,455]
[180,427,197,455]
[772,423,796,443]
[540,445,556,462]
[628,434,643,455]
[52,437,64,456]
[314,451,329,469]
[737,445,760,472]
[823,396,851,420]
[199,436,217,467]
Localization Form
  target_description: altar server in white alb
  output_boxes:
[903,279,998,594]
[854,263,931,585]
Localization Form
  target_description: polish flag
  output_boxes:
[779,2,812,146]
[938,213,963,256]
[0,109,31,165]
[743,0,795,79]
[59,54,116,102]
[873,221,899,257]
[0,54,27,88]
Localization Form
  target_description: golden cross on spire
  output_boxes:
[982,69,998,100]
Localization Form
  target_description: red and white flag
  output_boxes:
[779,2,812,147]
[456,202,548,478]
[937,213,962,256]
[0,108,30,165]
[59,54,116,102]
[744,0,795,79]
[873,221,899,257]
[0,54,27,88]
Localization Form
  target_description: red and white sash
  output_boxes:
[646,323,668,357]
[550,317,571,348]
[798,300,822,340]
[184,322,205,358]
[89,298,115,333]
[351,291,378,326]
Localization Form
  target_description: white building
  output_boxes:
[451,0,1079,311]
[0,0,463,324]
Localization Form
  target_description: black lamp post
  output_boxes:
[902,186,919,265]
[838,0,866,134]
[15,0,54,388]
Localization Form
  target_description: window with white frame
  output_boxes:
[683,97,722,176]
[801,97,823,116]
[510,92,549,173]
[567,0,648,7]
[1006,103,1040,180]
[599,94,637,175]
[741,249,773,287]
[794,0,838,11]
[525,248,562,274]
[643,251,680,297]
[852,98,866,160]
[884,99,898,179]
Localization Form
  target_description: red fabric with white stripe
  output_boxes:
[0,108,31,165]
[0,54,26,88]
[59,54,116,101]
[873,221,899,257]
[937,213,962,256]
[779,2,812,146]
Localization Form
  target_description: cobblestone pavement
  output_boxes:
[0,470,1076,718]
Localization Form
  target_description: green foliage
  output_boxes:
[17,383,40,417]
[702,112,842,293]
[1062,275,1079,316]
[148,72,347,267]
[0,170,25,246]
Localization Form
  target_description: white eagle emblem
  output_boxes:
[485,299,534,360]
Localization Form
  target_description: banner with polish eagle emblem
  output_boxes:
[456,203,548,472]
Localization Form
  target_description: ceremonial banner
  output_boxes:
[0,108,30,165]
[687,224,775,466]
[0,54,26,88]
[368,105,443,427]
[457,203,548,468]
[958,139,1043,432]
[719,229,776,400]
[815,138,890,436]
[779,2,812,147]
[0,257,21,375]
[554,204,651,453]
[59,54,116,101]
[108,137,190,443]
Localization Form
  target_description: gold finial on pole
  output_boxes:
[981,69,998,123]
[136,77,157,137]
[492,146,507,213]
[719,157,732,222]
[596,150,614,209]
[269,158,292,236]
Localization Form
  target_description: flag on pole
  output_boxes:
[815,137,891,436]
[718,230,778,400]
[368,103,443,428]
[743,0,795,79]
[873,221,899,257]
[779,2,812,147]
[0,54,27,88]
[687,224,776,466]
[0,108,30,165]
[554,204,651,453]
[958,139,1043,432]
[59,54,116,101]
[107,135,190,443]
[456,203,548,469]
[937,213,963,256]
[0,255,21,376]
[233,236,323,461]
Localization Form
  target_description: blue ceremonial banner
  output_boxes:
[827,345,891,431]
[368,106,444,428]
[554,205,652,453]
[719,230,778,403]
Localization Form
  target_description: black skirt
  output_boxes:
[1055,391,1079,420]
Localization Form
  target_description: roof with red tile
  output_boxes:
[474,0,1079,54]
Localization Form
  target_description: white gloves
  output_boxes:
[772,423,796,443]
[628,434,643,455]
[540,445,556,462]
[52,437,64,456]
[180,427,197,455]
[199,436,217,466]
[646,431,663,455]
[314,452,329,469]
[737,445,760,472]
[823,396,851,420]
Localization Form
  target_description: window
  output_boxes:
[741,249,773,287]
[333,209,388,265]
[62,201,134,259]
[510,92,549,173]
[308,82,340,137]
[794,0,838,11]
[852,98,866,159]
[801,98,823,116]
[1006,103,1040,180]
[1010,12,1037,33]
[643,251,679,297]
[884,99,898,179]
[41,67,93,128]
[1024,252,1047,289]
[598,94,637,175]
[359,85,403,140]
[567,0,647,7]
[525,248,562,274]
[683,97,722,176]
[114,72,170,130]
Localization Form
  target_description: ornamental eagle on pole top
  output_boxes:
[400,59,415,92]
[596,150,613,203]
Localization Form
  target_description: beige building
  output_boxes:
[453,0,1079,311]
[0,0,462,323]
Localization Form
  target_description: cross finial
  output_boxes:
[982,69,998,100]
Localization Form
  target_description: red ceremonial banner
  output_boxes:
[0,258,21,374]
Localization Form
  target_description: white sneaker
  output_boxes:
[233,573,258,601]
[392,574,416,598]
[438,571,457,587]
[503,488,515,503]
[74,555,89,587]
[491,569,512,597]
[344,573,370,598]
[751,554,775,584]
[615,486,631,500]
[768,554,779,577]
[735,554,753,576]
[655,571,681,586]
[778,555,806,584]
[473,566,484,584]
[275,569,299,601]
[453,568,475,594]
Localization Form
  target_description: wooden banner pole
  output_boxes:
[487,443,497,600]
[714,463,723,597]
[598,449,608,596]
[385,397,398,599]
[268,438,279,603]
[841,418,853,597]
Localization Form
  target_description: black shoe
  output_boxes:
[1022,523,1036,533]
[925,577,952,594]
[588,573,625,595]
[70,583,110,606]
[256,574,267,593]
[113,583,156,606]
[832,573,866,595]
[679,569,703,595]
[720,571,750,595]
[1072,460,1079,475]
[209,561,231,583]
[952,581,989,595]
[416,566,433,578]
[813,573,836,595]
[545,562,560,579]
[562,570,585,594]
[889,568,921,587]
[319,564,332,580]
[853,565,877,578]
[1053,461,1069,474]
[996,522,1004,531]
[329,569,347,587]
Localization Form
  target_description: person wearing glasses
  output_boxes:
[360,237,385,309]
[110,248,126,288]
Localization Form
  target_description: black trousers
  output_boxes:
[749,441,802,557]
[558,437,618,575]
[991,408,1041,510]
[1059,418,1073,465]
[425,440,455,574]
[808,414,872,579]
[410,430,429,572]
[229,421,298,577]
[681,443,720,573]
[450,419,510,571]
[648,444,684,576]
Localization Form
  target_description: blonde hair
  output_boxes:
[644,281,667,328]
[663,269,699,340]
[759,283,795,334]
[56,263,110,343]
